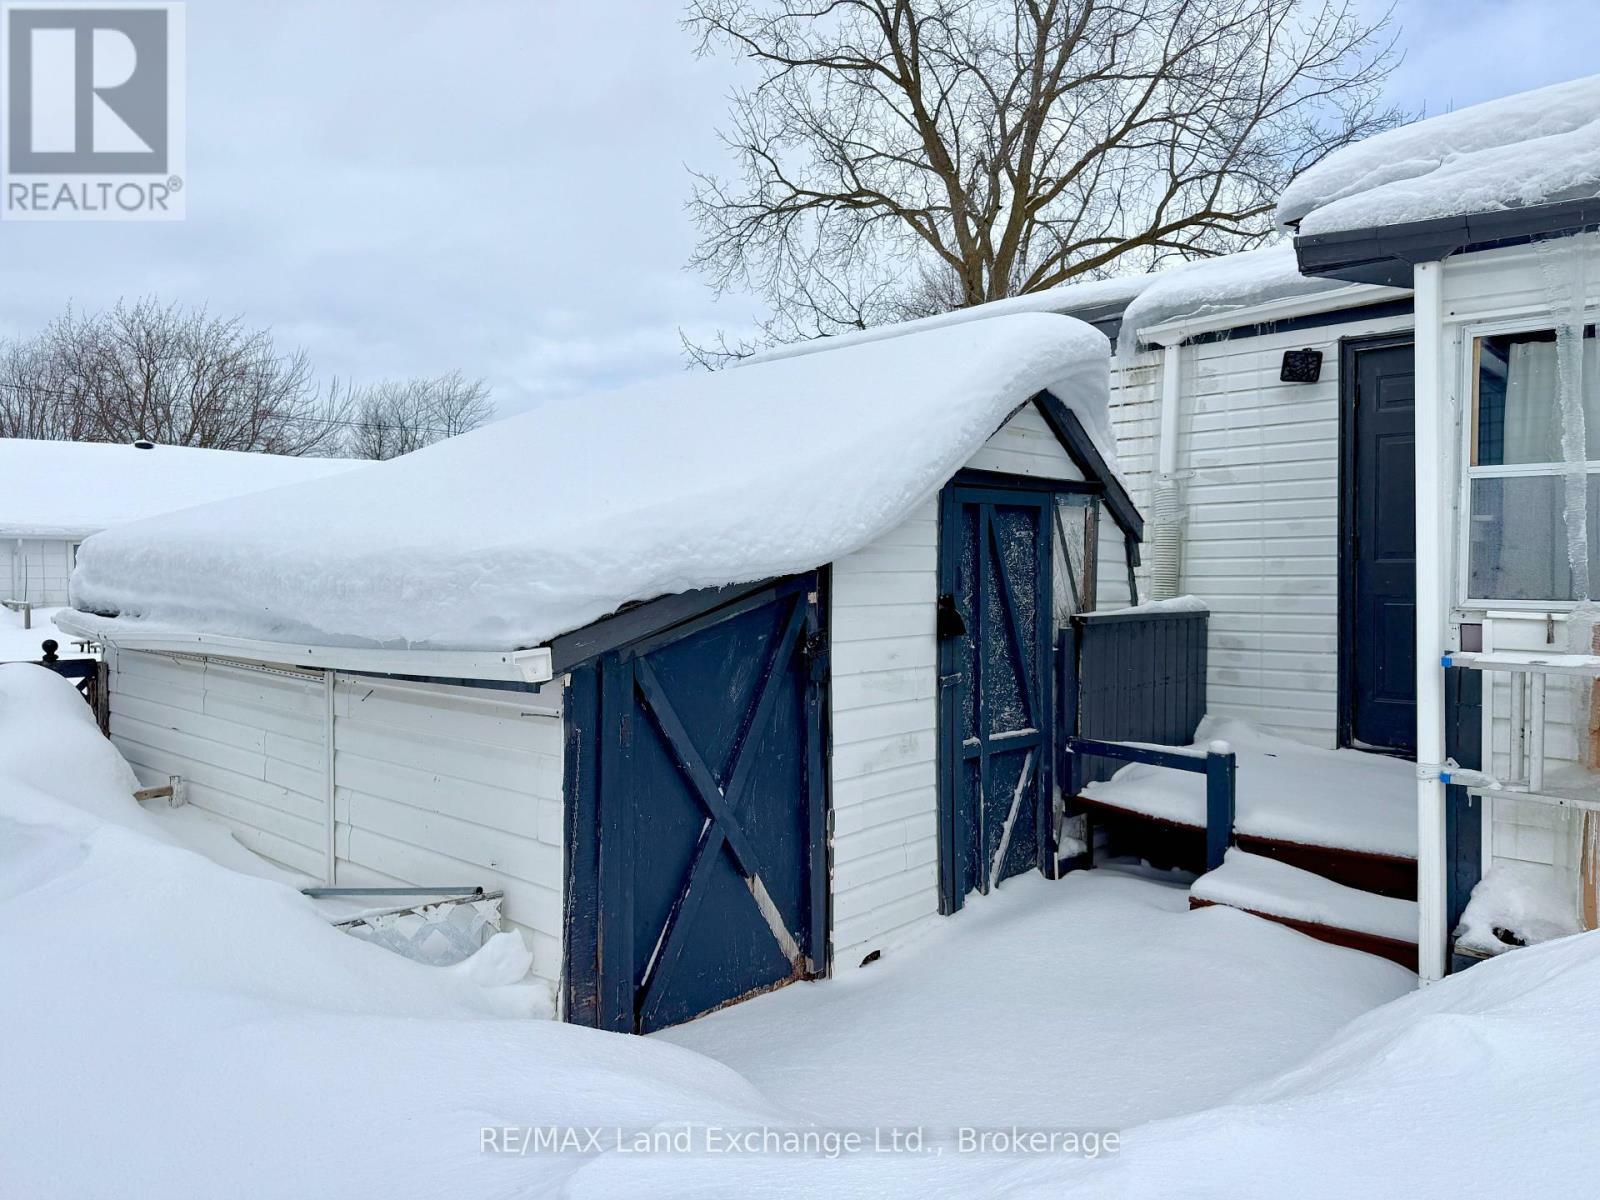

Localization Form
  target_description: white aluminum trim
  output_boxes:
[1135,282,1411,347]
[51,610,554,684]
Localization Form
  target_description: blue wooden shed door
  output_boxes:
[589,576,827,1033]
[938,485,1054,911]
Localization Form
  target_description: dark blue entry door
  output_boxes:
[592,576,827,1033]
[1345,340,1417,756]
[938,485,1054,911]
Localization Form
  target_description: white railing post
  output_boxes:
[1414,259,1449,984]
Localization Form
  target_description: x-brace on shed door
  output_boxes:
[579,575,828,1034]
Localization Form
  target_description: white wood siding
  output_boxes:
[829,498,941,968]
[2,537,76,607]
[1110,315,1411,746]
[110,648,328,875]
[107,648,565,985]
[827,405,1095,967]
[1095,513,1135,610]
[965,403,1084,481]
[331,675,565,981]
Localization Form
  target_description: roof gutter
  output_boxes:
[1135,281,1409,348]
[51,609,555,685]
[1293,195,1600,287]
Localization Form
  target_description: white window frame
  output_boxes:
[1456,311,1600,611]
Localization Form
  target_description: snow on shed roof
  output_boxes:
[746,274,1153,366]
[69,313,1112,653]
[1278,74,1600,237]
[0,438,363,539]
[1116,244,1369,349]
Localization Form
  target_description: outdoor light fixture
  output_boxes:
[1279,348,1322,383]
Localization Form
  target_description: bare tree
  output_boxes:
[684,0,1404,361]
[339,371,494,460]
[0,298,350,454]
[0,332,90,441]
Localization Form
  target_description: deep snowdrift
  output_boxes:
[1278,73,1600,236]
[6,664,1597,1198]
[0,665,781,1199]
[69,314,1110,651]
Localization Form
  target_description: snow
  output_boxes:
[12,662,1600,1198]
[1116,244,1355,350]
[1192,848,1418,944]
[1095,593,1208,618]
[0,437,361,538]
[0,603,66,662]
[68,314,1112,652]
[1456,861,1582,957]
[747,274,1153,365]
[0,664,783,1198]
[1081,717,1418,858]
[1279,74,1600,237]
[979,925,1600,1200]
[660,867,1412,1132]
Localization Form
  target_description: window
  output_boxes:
[1051,495,1097,621]
[1467,327,1600,602]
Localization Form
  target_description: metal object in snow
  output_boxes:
[309,887,505,967]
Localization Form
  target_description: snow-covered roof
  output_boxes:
[1278,74,1600,237]
[0,438,362,539]
[747,274,1153,367]
[70,313,1112,653]
[1116,244,1367,349]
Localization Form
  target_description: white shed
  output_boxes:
[57,312,1149,1032]
[0,438,360,609]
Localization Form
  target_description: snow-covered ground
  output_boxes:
[0,604,67,662]
[662,865,1411,1129]
[1082,716,1417,858]
[6,663,1599,1198]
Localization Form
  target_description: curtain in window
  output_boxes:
[1495,338,1600,465]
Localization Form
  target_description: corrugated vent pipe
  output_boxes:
[1147,477,1185,601]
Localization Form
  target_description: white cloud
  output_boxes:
[0,0,1591,425]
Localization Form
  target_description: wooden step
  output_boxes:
[1075,795,1417,899]
[1189,850,1419,971]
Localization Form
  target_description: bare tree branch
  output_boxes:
[684,0,1406,364]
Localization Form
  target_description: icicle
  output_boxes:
[1533,232,1593,604]
[1536,231,1600,930]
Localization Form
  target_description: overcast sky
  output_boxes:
[0,0,1594,422]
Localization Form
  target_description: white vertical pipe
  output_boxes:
[1158,343,1182,477]
[1414,259,1449,984]
[1147,343,1186,601]
[324,668,337,886]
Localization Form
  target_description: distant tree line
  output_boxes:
[0,298,494,459]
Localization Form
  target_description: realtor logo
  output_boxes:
[1,3,185,219]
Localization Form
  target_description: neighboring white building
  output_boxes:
[1,438,361,608]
